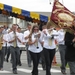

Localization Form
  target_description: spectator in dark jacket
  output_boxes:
[65,20,75,75]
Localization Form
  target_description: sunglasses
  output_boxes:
[34,28,39,30]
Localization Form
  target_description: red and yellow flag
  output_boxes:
[50,0,75,31]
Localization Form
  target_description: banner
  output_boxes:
[50,0,75,31]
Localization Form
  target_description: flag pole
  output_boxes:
[62,0,64,5]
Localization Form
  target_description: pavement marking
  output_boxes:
[38,67,61,73]
[17,68,31,73]
[0,70,11,73]
[0,68,61,73]
[17,68,41,73]
[51,69,61,73]
[17,68,61,73]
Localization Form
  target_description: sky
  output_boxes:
[0,0,75,12]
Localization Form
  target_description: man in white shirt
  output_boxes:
[40,24,46,70]
[57,28,67,74]
[5,29,12,62]
[24,23,32,67]
[16,27,25,66]
[8,24,20,74]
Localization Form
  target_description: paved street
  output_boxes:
[0,51,70,75]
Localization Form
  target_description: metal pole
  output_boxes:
[49,0,59,4]
[15,18,17,24]
[62,0,64,4]
[49,0,53,4]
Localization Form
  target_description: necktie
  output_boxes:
[13,32,17,47]
[48,30,53,46]
[34,34,39,48]
[13,41,17,47]
[34,39,38,47]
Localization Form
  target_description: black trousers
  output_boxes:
[18,50,22,65]
[43,48,55,75]
[29,51,42,75]
[6,47,10,61]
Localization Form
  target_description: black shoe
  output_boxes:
[6,59,9,62]
[61,70,66,74]
[13,70,18,74]
[28,64,31,67]
[18,63,22,66]
[43,67,46,70]
[32,73,38,75]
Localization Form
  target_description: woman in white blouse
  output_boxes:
[42,22,58,75]
[28,25,43,75]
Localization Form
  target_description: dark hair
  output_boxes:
[27,23,31,26]
[18,27,21,29]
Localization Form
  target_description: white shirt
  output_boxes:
[3,33,10,47]
[28,32,43,53]
[2,29,8,34]
[42,29,58,49]
[16,32,25,47]
[8,31,24,47]
[2,34,6,47]
[24,30,30,42]
[57,29,66,45]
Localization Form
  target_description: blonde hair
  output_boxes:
[46,21,53,29]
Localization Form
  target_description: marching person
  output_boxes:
[0,26,5,70]
[8,24,20,74]
[17,27,25,66]
[65,20,75,75]
[41,24,47,70]
[28,25,43,75]
[24,23,32,67]
[57,28,67,74]
[42,22,58,75]
[3,25,9,60]
[5,28,12,62]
